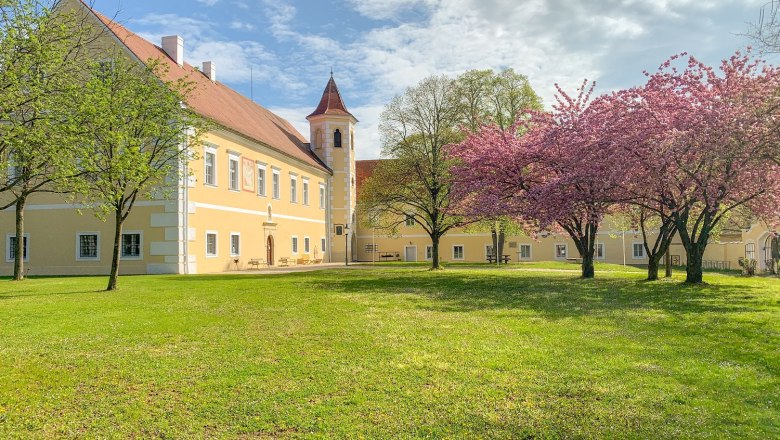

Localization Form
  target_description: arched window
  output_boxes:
[334,129,342,148]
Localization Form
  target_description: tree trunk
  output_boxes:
[685,244,706,284]
[491,229,498,265]
[581,253,595,278]
[665,251,672,278]
[647,254,662,281]
[431,235,441,270]
[107,208,124,291]
[497,230,505,263]
[13,195,26,281]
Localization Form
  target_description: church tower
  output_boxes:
[307,75,357,263]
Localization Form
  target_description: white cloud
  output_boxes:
[196,0,220,6]
[229,20,255,31]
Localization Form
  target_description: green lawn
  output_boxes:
[0,266,778,438]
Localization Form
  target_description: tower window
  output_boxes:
[334,129,342,148]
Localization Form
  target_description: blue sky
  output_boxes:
[89,0,771,159]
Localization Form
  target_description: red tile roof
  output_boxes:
[307,76,354,119]
[84,5,329,173]
[356,159,384,193]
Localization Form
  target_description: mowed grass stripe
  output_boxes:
[0,266,777,438]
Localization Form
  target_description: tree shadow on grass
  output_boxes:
[308,270,773,319]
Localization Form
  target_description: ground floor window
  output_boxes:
[321,238,327,252]
[77,233,99,260]
[6,234,28,262]
[555,244,567,259]
[746,242,756,260]
[453,245,464,260]
[230,233,241,257]
[426,245,433,260]
[292,236,299,254]
[365,244,378,253]
[121,233,141,258]
[519,244,531,260]
[206,232,218,257]
[632,243,646,259]
[304,237,311,254]
[595,243,605,260]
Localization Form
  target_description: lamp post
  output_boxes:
[344,225,350,266]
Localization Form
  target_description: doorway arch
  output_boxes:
[267,235,274,266]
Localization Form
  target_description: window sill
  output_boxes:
[204,183,218,188]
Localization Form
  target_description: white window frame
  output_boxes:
[76,232,101,261]
[291,236,299,255]
[6,233,29,262]
[319,183,326,209]
[745,242,756,260]
[302,178,309,206]
[453,245,465,260]
[519,244,532,260]
[257,162,267,197]
[632,242,646,259]
[595,242,605,260]
[290,174,298,203]
[425,245,433,261]
[204,145,217,187]
[228,153,240,191]
[120,231,143,260]
[304,236,310,254]
[230,232,241,257]
[272,168,281,200]
[206,231,218,258]
[555,244,568,260]
[321,237,327,253]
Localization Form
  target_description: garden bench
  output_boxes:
[248,258,264,269]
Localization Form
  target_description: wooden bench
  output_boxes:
[248,258,264,269]
[297,255,310,265]
[278,257,291,267]
[487,255,511,264]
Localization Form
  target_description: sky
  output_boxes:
[88,0,772,160]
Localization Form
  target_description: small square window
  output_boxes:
[78,233,99,260]
[555,244,567,259]
[519,244,531,260]
[121,233,141,258]
[229,156,239,191]
[230,234,240,257]
[405,214,415,227]
[453,245,464,260]
[206,233,218,257]
[633,243,645,259]
[6,234,29,262]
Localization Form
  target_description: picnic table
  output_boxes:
[487,254,511,264]
[379,253,400,261]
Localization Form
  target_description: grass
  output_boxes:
[0,264,778,438]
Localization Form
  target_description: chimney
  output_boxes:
[161,35,184,67]
[202,61,216,82]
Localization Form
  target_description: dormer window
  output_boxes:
[334,129,342,148]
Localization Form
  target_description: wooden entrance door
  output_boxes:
[267,235,274,266]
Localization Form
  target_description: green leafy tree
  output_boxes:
[75,54,207,291]
[0,0,98,280]
[361,70,542,269]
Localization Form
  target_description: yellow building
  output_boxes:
[353,160,779,272]
[2,0,777,276]
[0,1,356,275]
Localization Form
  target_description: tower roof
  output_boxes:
[307,75,355,119]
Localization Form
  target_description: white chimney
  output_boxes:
[202,61,216,82]
[161,35,184,67]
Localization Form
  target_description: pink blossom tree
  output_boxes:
[450,82,622,278]
[614,52,780,283]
